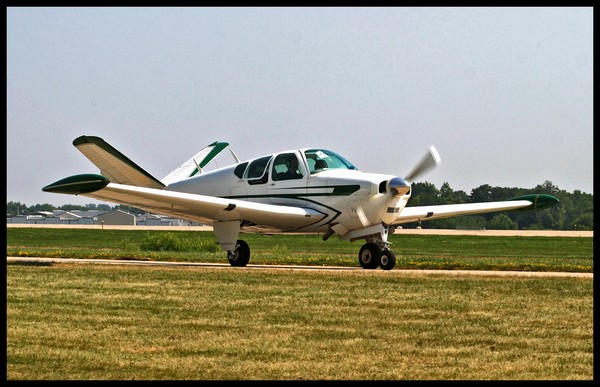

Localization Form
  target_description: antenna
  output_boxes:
[229,148,240,164]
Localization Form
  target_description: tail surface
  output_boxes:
[160,141,233,185]
[73,136,165,189]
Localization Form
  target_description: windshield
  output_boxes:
[304,149,358,174]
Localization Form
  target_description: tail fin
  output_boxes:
[73,136,165,189]
[161,141,236,185]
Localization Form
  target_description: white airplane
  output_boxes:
[43,135,559,270]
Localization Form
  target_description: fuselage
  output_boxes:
[166,148,411,233]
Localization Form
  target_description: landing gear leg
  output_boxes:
[213,220,250,267]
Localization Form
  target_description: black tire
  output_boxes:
[358,243,380,269]
[379,249,396,271]
[227,239,250,267]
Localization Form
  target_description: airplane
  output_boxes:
[43,135,559,270]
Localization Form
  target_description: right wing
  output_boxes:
[393,194,559,225]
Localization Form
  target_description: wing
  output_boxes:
[43,174,325,229]
[73,135,165,189]
[393,194,558,225]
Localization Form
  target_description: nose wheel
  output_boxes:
[358,243,380,269]
[358,243,396,270]
[379,249,396,270]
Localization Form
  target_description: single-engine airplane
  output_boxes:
[43,136,559,270]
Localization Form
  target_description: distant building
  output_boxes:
[56,210,99,224]
[97,209,136,226]
[7,208,197,226]
[6,210,105,224]
[136,213,190,226]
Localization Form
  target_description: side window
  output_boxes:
[245,156,271,185]
[234,162,248,179]
[272,153,303,181]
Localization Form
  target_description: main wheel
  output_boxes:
[358,243,380,269]
[227,239,250,267]
[379,249,396,271]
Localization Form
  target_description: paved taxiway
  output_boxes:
[6,257,592,278]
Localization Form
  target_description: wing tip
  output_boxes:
[73,135,103,147]
[509,194,559,210]
[42,174,110,194]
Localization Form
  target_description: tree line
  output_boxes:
[6,180,593,230]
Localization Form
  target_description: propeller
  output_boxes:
[389,145,441,197]
[405,145,441,182]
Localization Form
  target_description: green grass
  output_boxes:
[6,228,593,379]
[6,263,593,380]
[6,228,593,272]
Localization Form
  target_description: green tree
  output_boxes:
[570,213,593,231]
[468,184,494,203]
[96,204,112,212]
[487,214,518,230]
[439,182,468,204]
[29,203,55,212]
[408,182,440,206]
[6,201,28,216]
[58,204,88,211]
[534,180,561,195]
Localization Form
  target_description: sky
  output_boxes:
[7,7,593,208]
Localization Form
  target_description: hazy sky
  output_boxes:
[7,7,593,207]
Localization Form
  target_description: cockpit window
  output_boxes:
[245,156,272,184]
[234,162,248,179]
[304,149,358,174]
[272,153,304,181]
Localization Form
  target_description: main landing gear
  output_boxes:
[214,221,250,267]
[358,242,396,270]
[227,239,250,267]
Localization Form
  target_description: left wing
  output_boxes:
[393,194,558,225]
[43,175,326,229]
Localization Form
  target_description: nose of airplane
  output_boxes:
[389,177,411,197]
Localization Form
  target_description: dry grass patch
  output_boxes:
[7,264,593,380]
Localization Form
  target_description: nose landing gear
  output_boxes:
[354,224,397,270]
[358,243,396,270]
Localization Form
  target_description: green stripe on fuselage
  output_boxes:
[226,184,360,200]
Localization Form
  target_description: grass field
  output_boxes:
[5,228,594,272]
[6,263,593,380]
[6,228,594,380]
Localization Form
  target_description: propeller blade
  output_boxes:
[404,145,441,182]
